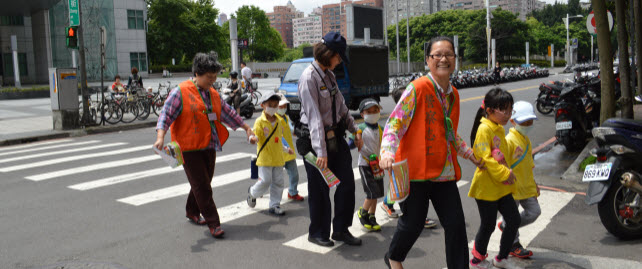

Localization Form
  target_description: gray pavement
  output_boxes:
[1,70,642,268]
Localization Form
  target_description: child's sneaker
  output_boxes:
[358,207,373,230]
[509,242,533,259]
[369,215,381,231]
[246,186,256,208]
[493,256,523,269]
[469,258,492,269]
[288,193,304,201]
[380,202,399,218]
[269,206,285,216]
[424,218,437,229]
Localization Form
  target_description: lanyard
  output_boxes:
[426,75,455,142]
[312,64,338,128]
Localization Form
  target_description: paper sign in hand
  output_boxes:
[303,152,340,188]
[153,141,184,168]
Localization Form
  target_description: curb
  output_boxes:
[560,139,596,182]
[0,121,157,147]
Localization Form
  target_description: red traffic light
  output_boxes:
[68,27,75,37]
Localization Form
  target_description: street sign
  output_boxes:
[586,10,613,36]
[238,39,249,49]
[68,0,79,26]
[571,38,578,49]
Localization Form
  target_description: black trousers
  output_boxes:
[182,149,220,228]
[303,138,355,239]
[474,194,520,259]
[388,180,469,269]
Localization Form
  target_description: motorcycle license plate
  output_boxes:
[556,121,572,130]
[582,163,613,182]
[290,103,301,111]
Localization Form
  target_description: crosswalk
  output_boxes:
[0,138,579,256]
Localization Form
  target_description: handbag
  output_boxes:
[250,122,279,179]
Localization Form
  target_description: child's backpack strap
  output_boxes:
[510,144,530,169]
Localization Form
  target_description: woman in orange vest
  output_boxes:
[153,52,256,238]
[379,37,484,269]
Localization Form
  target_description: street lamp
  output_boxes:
[564,14,583,66]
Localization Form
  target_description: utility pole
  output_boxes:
[78,0,89,125]
[406,0,410,73]
[395,0,400,75]
[486,0,491,69]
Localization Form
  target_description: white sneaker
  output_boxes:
[493,256,523,269]
[269,206,285,216]
[469,258,492,269]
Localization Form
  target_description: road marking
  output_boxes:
[467,190,575,252]
[25,155,161,181]
[0,138,74,152]
[118,159,305,206]
[0,140,97,155]
[283,179,470,254]
[0,145,151,172]
[0,142,126,164]
[460,85,538,103]
[68,152,253,190]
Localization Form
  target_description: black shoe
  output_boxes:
[331,231,362,246]
[307,236,334,247]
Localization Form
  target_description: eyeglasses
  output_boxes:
[429,54,457,60]
[494,108,513,116]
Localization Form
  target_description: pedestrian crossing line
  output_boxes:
[215,167,361,227]
[0,145,151,172]
[68,152,253,191]
[25,155,160,181]
[467,190,576,252]
[118,159,305,206]
[0,142,126,164]
[0,140,100,156]
[0,138,74,153]
[283,179,470,254]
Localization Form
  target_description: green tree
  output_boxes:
[147,0,226,65]
[280,43,312,62]
[234,5,284,62]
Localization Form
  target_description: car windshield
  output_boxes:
[283,62,312,83]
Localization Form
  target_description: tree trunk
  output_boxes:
[593,0,616,124]
[616,0,633,118]
[633,0,642,100]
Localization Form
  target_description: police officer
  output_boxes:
[297,32,363,247]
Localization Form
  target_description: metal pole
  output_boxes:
[406,0,410,73]
[395,0,400,75]
[486,0,491,69]
[11,35,20,88]
[591,35,594,63]
[454,35,459,74]
[492,38,496,67]
[229,18,239,73]
[526,42,529,65]
[551,43,554,68]
[100,26,106,126]
[566,13,570,66]
[72,50,77,68]
[78,0,89,125]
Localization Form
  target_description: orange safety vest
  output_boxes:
[395,76,461,181]
[170,80,229,152]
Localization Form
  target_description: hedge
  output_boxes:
[0,86,50,93]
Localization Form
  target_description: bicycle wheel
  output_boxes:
[152,96,165,116]
[103,102,123,124]
[251,91,262,106]
[120,102,139,123]
[136,100,151,120]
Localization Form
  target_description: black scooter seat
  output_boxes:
[603,118,642,133]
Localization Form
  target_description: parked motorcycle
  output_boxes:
[223,88,254,119]
[536,82,563,114]
[585,118,642,239]
[554,79,601,152]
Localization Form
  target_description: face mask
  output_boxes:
[363,113,381,124]
[265,107,277,116]
[277,108,287,116]
[515,124,533,135]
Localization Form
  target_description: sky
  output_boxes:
[214,0,589,18]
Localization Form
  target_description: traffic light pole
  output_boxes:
[78,0,89,126]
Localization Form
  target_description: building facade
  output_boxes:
[0,0,148,85]
[218,13,228,26]
[322,0,383,37]
[267,1,304,48]
[385,0,450,25]
[293,15,322,48]
[450,0,539,21]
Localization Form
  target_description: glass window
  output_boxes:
[127,9,144,29]
[130,52,147,72]
[3,53,28,76]
[0,16,24,26]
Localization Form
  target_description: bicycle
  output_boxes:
[243,80,261,106]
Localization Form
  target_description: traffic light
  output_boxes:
[66,26,78,49]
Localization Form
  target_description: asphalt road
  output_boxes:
[1,73,641,269]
